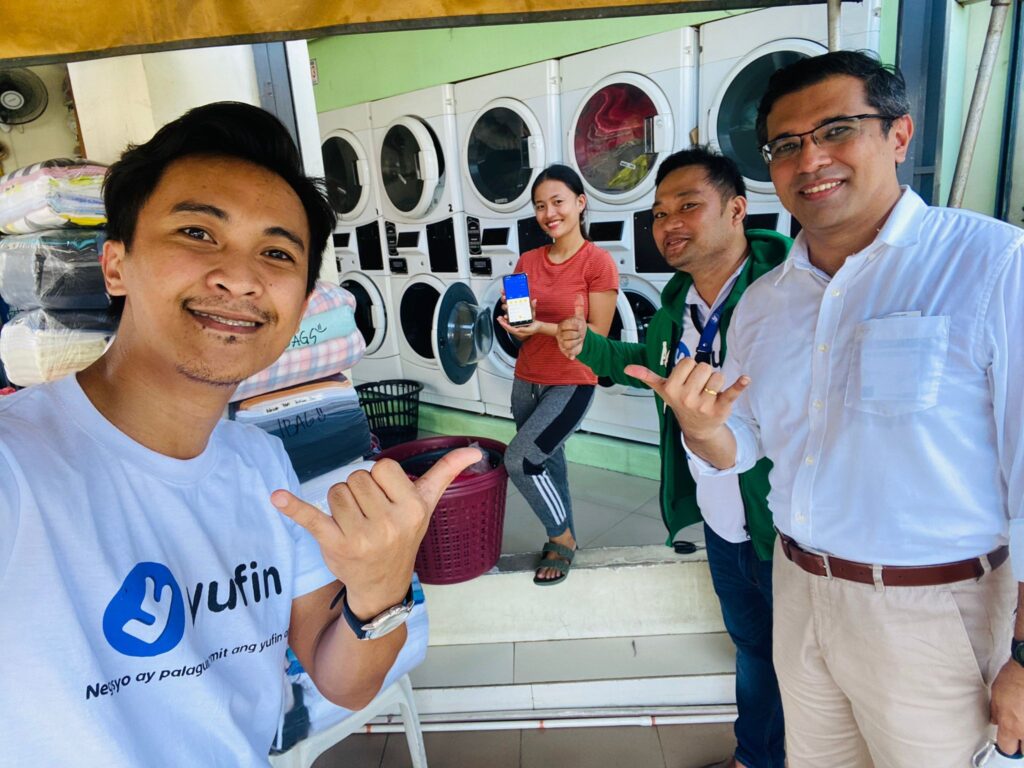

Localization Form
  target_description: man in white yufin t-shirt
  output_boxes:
[0,102,479,767]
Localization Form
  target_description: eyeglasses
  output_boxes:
[760,114,901,165]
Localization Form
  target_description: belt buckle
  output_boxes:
[821,552,833,580]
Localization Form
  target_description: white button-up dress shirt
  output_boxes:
[692,188,1024,574]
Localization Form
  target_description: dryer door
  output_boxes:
[618,275,661,396]
[341,272,387,356]
[322,130,371,222]
[484,276,519,374]
[597,289,646,395]
[380,117,444,219]
[433,281,494,385]
[464,98,545,214]
[709,40,827,196]
[570,73,673,205]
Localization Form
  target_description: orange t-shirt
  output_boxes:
[512,240,619,385]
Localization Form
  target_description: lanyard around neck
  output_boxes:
[674,300,724,366]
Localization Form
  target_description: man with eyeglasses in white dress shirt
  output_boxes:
[630,50,1024,766]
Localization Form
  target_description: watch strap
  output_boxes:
[1011,637,1024,667]
[337,585,414,640]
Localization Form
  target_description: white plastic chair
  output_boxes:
[269,672,427,768]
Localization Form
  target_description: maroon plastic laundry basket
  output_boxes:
[376,435,508,585]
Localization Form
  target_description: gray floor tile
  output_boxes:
[587,512,669,548]
[502,492,545,555]
[635,495,664,520]
[522,725,666,768]
[657,722,736,767]
[514,633,736,684]
[573,497,640,548]
[310,732,387,767]
[411,642,515,688]
[569,463,660,511]
[382,729,520,768]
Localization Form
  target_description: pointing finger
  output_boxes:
[574,294,586,319]
[414,446,484,510]
[272,489,341,543]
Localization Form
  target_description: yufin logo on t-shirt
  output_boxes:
[102,562,186,657]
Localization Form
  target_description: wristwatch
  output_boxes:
[337,585,415,640]
[1011,638,1024,667]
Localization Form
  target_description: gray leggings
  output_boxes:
[504,378,595,539]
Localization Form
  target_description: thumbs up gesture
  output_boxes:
[271,447,483,618]
[556,294,588,360]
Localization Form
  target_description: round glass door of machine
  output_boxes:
[380,117,445,218]
[570,74,673,205]
[341,274,387,355]
[710,41,825,195]
[435,282,493,385]
[321,131,370,221]
[464,98,544,214]
[399,278,492,384]
[595,290,645,394]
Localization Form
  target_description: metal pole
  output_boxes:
[948,0,1013,207]
[827,0,842,49]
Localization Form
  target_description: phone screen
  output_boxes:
[503,273,533,326]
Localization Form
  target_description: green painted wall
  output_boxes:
[309,10,744,111]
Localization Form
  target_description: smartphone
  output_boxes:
[502,272,533,326]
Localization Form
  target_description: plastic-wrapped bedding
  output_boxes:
[234,376,372,482]
[0,229,108,310]
[0,309,114,386]
[231,280,365,402]
[0,159,108,235]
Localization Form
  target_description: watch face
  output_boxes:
[364,606,413,640]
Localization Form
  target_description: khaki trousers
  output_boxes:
[772,539,1014,768]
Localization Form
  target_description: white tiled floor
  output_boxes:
[311,721,736,767]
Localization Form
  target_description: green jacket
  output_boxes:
[577,230,792,560]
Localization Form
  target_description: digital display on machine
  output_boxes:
[397,231,420,248]
[588,220,625,242]
[502,273,533,326]
[481,228,510,246]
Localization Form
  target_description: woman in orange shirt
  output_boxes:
[498,164,619,585]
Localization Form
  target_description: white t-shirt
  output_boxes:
[0,375,336,767]
[676,262,749,544]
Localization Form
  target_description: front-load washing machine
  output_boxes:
[391,261,492,413]
[455,60,564,417]
[559,28,697,444]
[698,2,882,235]
[456,59,560,274]
[319,103,401,384]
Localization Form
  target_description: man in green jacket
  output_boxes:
[557,147,791,768]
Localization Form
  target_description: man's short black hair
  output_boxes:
[103,101,335,316]
[755,50,910,146]
[654,145,746,202]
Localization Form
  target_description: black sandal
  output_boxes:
[533,541,576,586]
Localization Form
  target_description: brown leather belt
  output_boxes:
[777,532,1008,587]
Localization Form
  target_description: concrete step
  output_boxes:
[408,630,737,719]
[421,543,724,646]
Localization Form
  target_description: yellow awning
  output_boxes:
[2,0,804,66]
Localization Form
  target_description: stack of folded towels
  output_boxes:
[231,280,372,481]
[0,160,113,387]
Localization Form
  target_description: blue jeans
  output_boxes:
[704,523,785,768]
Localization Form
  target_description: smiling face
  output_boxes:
[765,75,912,247]
[532,179,585,241]
[651,165,747,272]
[102,154,311,387]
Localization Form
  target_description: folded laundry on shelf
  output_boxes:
[234,376,372,482]
[0,229,108,310]
[0,159,107,235]
[0,308,114,386]
[231,281,365,402]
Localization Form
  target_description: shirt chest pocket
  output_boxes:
[844,314,950,416]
